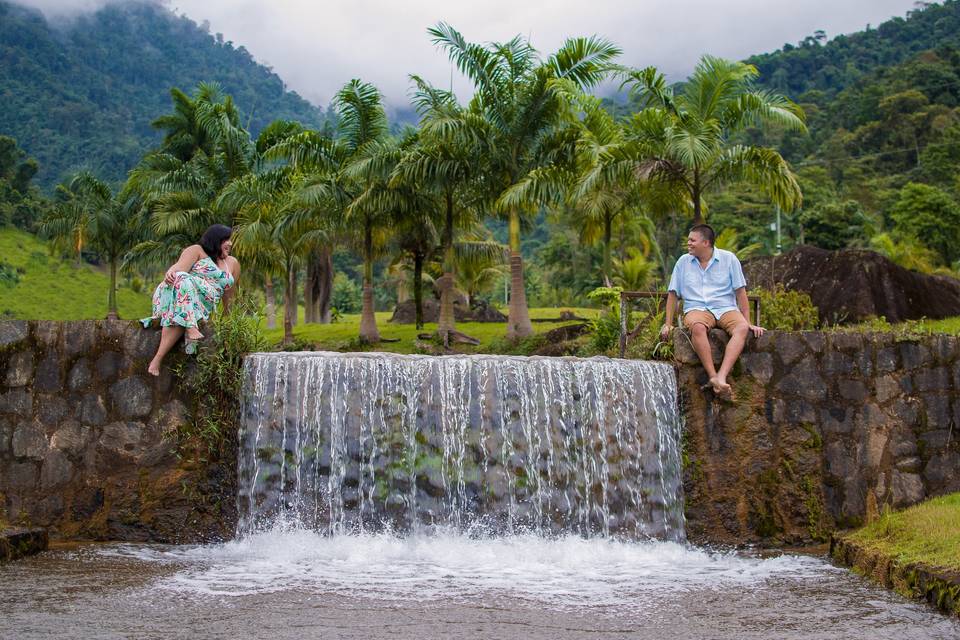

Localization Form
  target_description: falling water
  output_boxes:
[237,352,684,541]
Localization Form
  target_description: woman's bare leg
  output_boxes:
[148,325,185,376]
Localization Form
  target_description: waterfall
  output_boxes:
[237,352,684,541]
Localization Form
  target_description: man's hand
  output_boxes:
[659,324,673,341]
[749,324,765,338]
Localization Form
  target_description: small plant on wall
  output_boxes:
[173,292,266,461]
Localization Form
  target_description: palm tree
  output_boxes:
[40,173,143,318]
[429,23,620,338]
[619,56,807,224]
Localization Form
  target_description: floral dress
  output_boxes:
[142,257,234,329]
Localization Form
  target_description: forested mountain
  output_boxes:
[747,0,960,99]
[0,0,325,189]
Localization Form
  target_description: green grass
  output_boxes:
[264,307,600,354]
[839,315,960,336]
[844,493,960,572]
[0,227,151,320]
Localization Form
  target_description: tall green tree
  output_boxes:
[429,23,621,338]
[40,173,143,318]
[620,56,807,224]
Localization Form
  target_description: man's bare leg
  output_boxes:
[689,322,723,391]
[715,323,750,393]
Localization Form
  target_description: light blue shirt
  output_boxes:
[667,248,747,318]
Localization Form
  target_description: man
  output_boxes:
[660,224,765,396]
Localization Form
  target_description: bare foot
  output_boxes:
[186,328,204,340]
[147,360,161,376]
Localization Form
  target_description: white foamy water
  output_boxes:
[104,529,834,607]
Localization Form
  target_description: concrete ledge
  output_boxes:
[831,535,960,617]
[0,527,48,561]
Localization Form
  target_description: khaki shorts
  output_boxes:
[683,309,748,334]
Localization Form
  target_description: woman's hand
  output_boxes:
[164,267,177,285]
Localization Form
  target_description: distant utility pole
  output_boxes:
[771,206,782,255]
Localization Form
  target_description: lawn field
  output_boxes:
[263,307,600,354]
[0,227,151,320]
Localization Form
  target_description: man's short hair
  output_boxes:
[690,224,716,246]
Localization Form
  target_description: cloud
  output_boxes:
[15,0,918,109]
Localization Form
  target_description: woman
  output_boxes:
[142,224,241,376]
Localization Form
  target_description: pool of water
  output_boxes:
[1,530,957,639]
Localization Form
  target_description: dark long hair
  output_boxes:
[199,224,232,259]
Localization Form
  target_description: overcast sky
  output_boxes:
[20,0,919,109]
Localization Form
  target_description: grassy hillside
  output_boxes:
[0,227,150,320]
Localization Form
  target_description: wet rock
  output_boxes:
[5,351,34,387]
[33,353,62,392]
[99,421,147,458]
[890,471,925,507]
[51,421,91,456]
[41,449,74,489]
[109,376,153,419]
[12,421,47,459]
[0,388,32,417]
[79,394,107,426]
[0,321,28,348]
[68,358,92,392]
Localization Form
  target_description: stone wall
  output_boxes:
[0,321,235,542]
[677,330,960,545]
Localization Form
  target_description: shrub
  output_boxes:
[174,292,266,461]
[754,285,819,330]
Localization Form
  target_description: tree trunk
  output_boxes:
[317,246,333,324]
[106,260,118,320]
[602,213,613,287]
[691,170,704,225]
[506,210,533,339]
[304,253,318,324]
[283,264,296,345]
[437,191,456,337]
[413,251,424,330]
[359,221,380,343]
[264,275,277,330]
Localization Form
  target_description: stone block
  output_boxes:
[821,406,853,435]
[777,357,826,401]
[854,347,874,378]
[829,332,863,353]
[876,347,898,374]
[99,319,127,344]
[929,334,957,363]
[109,376,153,419]
[823,351,855,377]
[0,321,29,349]
[785,400,817,424]
[924,451,960,491]
[34,353,63,392]
[99,421,147,458]
[801,331,825,354]
[51,421,91,456]
[914,367,951,393]
[0,388,32,417]
[900,342,931,370]
[123,325,159,361]
[921,395,951,431]
[12,421,47,459]
[79,394,107,426]
[68,358,92,392]
[874,375,902,404]
[753,331,774,352]
[32,320,60,348]
[891,471,925,507]
[895,456,922,473]
[153,399,189,436]
[862,427,888,469]
[61,321,97,359]
[777,333,807,366]
[740,352,773,385]
[890,399,919,428]
[40,449,74,489]
[920,429,953,453]
[36,394,68,427]
[0,417,10,454]
[825,441,852,478]
[96,351,126,383]
[5,351,34,387]
[837,379,868,403]
[890,438,918,458]
[4,461,38,490]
